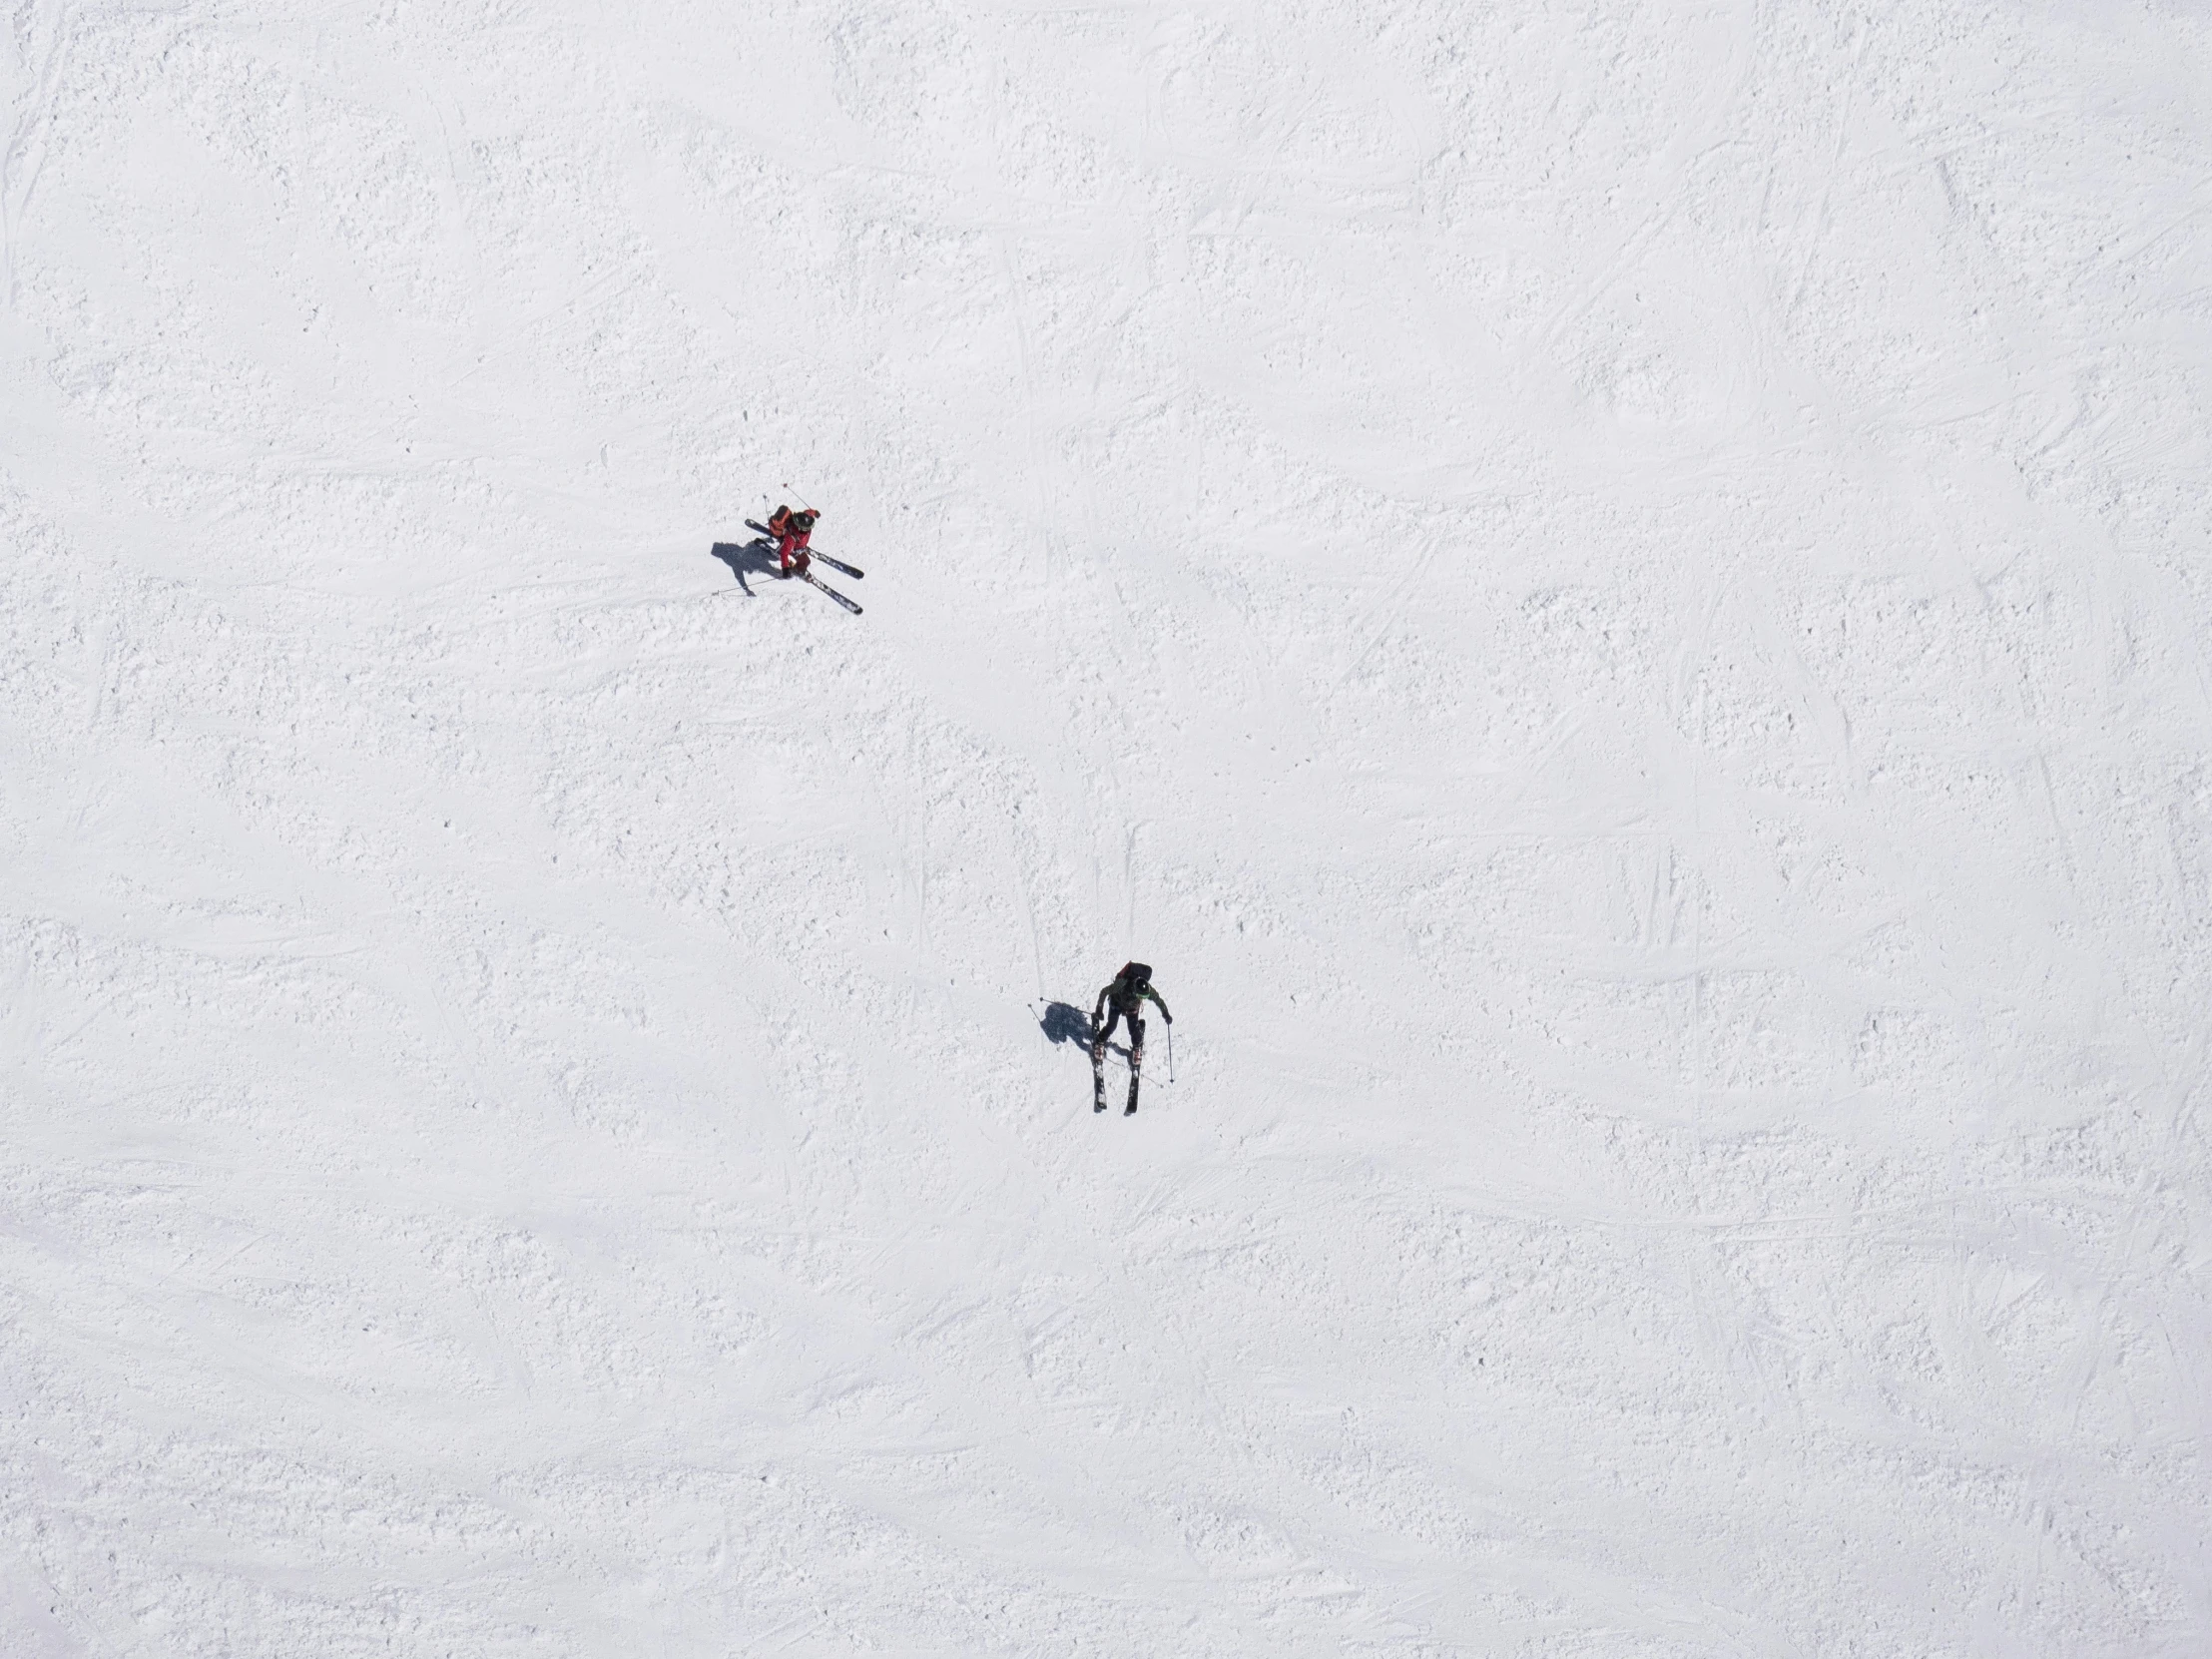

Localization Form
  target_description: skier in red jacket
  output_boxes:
[767,506,818,578]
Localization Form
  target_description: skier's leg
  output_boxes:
[1092,1006,1120,1060]
[1125,1014,1145,1114]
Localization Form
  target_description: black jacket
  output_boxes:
[1096,975,1170,1025]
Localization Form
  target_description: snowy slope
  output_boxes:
[4,1,2211,1653]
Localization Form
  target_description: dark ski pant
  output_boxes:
[1095,1005,1145,1064]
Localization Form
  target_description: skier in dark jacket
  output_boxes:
[767,505,818,578]
[1093,962,1171,1112]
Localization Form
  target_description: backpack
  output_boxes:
[1117,962,1152,992]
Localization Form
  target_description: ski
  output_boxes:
[1125,1050,1142,1115]
[1092,1043,1107,1113]
[746,521,863,580]
[801,570,862,615]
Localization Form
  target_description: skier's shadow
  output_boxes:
[711,538,778,597]
[1037,999,1133,1062]
[1038,1001,1092,1045]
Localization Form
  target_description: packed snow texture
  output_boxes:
[4,1,2211,1654]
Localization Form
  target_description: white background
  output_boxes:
[4,0,2210,1652]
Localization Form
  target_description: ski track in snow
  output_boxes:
[3,1,2210,1654]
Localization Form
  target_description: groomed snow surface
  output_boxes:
[5,2,2211,1654]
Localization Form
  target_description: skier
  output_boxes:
[1092,961,1171,1115]
[767,505,819,579]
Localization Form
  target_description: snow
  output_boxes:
[4,1,2210,1653]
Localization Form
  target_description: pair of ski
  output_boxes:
[1092,1041,1142,1116]
[744,521,862,615]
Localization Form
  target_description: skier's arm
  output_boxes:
[1145,985,1172,1022]
[1093,987,1109,1026]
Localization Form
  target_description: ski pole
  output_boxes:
[1167,1023,1175,1082]
[783,483,817,512]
